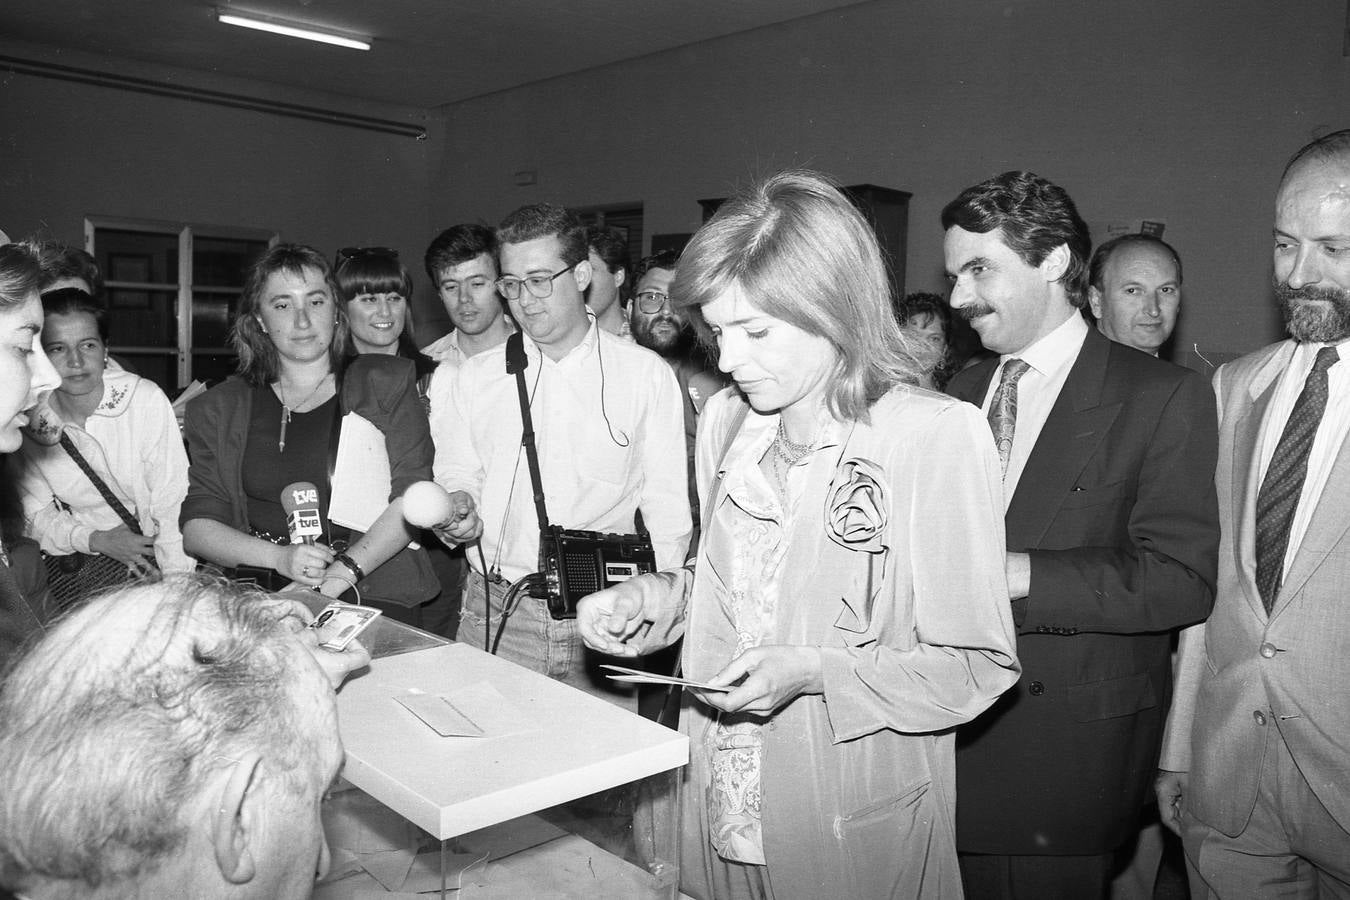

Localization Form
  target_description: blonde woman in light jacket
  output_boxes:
[579,171,1020,900]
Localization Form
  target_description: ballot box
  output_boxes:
[306,600,689,899]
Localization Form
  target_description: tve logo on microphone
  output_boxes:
[289,486,319,506]
[281,482,324,544]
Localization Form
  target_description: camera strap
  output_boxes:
[505,331,552,534]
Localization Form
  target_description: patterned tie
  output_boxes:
[987,358,1031,476]
[1254,346,1339,613]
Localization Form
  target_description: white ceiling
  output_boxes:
[0,0,871,109]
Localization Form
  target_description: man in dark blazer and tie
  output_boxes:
[943,171,1220,898]
[1159,130,1350,896]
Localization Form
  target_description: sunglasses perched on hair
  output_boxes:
[336,246,400,265]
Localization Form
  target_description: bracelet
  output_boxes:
[332,552,365,583]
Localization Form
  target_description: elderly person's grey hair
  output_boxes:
[0,573,324,896]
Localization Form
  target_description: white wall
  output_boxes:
[0,38,444,335]
[432,0,1350,358]
[5,2,1348,360]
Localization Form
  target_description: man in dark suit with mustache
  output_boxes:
[943,170,1220,898]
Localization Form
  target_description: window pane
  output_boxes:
[107,288,177,347]
[97,231,178,287]
[194,238,269,288]
[192,291,237,348]
[192,352,238,385]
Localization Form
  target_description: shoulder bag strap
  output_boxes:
[325,365,347,547]
[58,432,142,535]
[506,332,551,532]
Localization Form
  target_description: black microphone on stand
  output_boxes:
[280,482,323,545]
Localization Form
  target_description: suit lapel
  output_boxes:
[949,358,997,408]
[1275,400,1350,617]
[1006,328,1121,548]
[1230,345,1288,620]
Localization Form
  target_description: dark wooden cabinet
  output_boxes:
[698,183,911,296]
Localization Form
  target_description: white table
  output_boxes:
[334,640,689,841]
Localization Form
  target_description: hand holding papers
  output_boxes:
[600,663,732,693]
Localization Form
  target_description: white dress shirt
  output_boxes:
[980,312,1089,506]
[1256,339,1350,575]
[430,320,692,581]
[420,330,469,367]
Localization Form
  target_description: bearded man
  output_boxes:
[1158,128,1350,897]
[629,250,726,525]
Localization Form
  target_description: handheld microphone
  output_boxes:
[281,481,323,545]
[402,480,454,529]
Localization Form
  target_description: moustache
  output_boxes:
[957,304,995,322]
[1275,282,1348,306]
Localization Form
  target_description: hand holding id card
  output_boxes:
[310,601,382,651]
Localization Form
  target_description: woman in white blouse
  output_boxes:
[18,288,193,576]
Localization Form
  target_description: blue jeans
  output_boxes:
[459,571,637,710]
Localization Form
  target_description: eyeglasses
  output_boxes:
[336,246,399,265]
[635,290,672,313]
[495,261,578,301]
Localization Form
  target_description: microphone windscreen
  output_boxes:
[403,480,453,528]
[281,481,323,543]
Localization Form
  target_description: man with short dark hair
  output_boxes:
[943,170,1220,898]
[430,204,689,702]
[1088,234,1184,357]
[422,223,513,368]
[585,225,631,338]
[629,250,726,530]
[0,574,364,900]
[1159,128,1350,897]
[421,224,513,641]
[630,250,724,414]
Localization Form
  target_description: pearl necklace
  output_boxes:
[277,373,331,453]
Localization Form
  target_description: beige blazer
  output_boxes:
[630,385,1020,899]
[1162,339,1350,836]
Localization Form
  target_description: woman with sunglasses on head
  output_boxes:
[16,287,194,606]
[181,244,439,623]
[578,171,1019,899]
[333,246,436,401]
[0,240,62,663]
[334,245,458,636]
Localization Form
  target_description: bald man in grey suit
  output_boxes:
[1159,129,1350,897]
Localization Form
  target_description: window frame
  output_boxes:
[85,216,276,389]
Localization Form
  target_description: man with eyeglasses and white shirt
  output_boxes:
[429,203,689,704]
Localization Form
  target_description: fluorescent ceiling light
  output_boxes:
[217,11,371,51]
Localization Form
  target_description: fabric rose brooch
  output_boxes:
[824,457,888,553]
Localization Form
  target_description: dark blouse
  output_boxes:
[242,387,339,542]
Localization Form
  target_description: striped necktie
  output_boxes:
[1254,346,1339,613]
